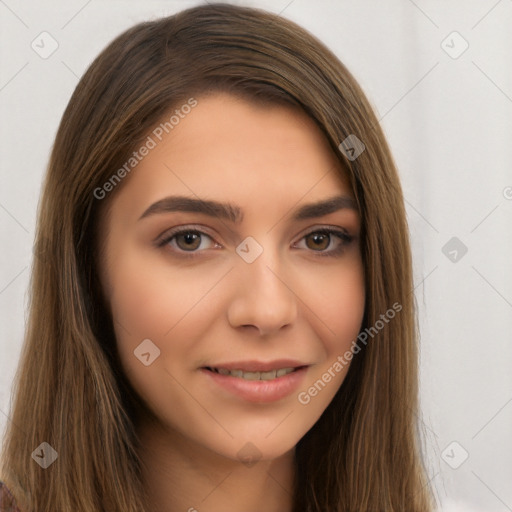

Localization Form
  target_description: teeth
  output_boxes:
[211,367,296,380]
[260,370,277,380]
[242,371,260,380]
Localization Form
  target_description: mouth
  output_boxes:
[200,360,309,403]
[203,366,306,381]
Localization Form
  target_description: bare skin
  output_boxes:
[98,93,365,512]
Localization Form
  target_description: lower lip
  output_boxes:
[201,367,308,403]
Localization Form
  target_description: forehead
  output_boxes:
[107,93,353,221]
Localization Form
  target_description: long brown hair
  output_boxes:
[1,3,435,511]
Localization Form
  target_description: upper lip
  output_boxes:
[203,359,308,372]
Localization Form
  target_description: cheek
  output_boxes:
[294,256,365,412]
[107,253,226,423]
[324,266,365,351]
[107,248,224,341]
[106,247,236,397]
[306,254,366,353]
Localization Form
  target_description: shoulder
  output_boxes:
[0,482,21,512]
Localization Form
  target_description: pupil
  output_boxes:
[179,232,200,250]
[309,233,328,250]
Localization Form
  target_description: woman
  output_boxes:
[0,3,435,511]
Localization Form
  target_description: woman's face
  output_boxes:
[98,93,365,462]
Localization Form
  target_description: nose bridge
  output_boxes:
[228,236,298,334]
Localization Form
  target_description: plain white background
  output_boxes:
[1,1,511,510]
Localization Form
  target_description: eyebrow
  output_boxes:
[138,194,357,223]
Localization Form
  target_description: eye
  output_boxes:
[157,227,218,253]
[294,228,354,257]
[156,225,355,258]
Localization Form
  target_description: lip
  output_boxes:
[201,364,309,403]
[203,359,306,372]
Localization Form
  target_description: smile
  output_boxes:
[206,367,299,380]
[201,361,309,402]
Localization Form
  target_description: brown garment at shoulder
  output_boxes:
[0,482,21,512]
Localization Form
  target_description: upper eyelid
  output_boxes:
[158,222,351,236]
[157,224,217,243]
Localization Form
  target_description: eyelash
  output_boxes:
[156,225,354,258]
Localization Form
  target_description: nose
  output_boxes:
[226,248,298,337]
